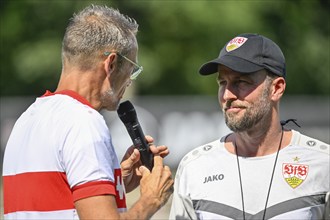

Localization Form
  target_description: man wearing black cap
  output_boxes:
[169,33,329,220]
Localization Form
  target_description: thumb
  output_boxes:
[125,149,140,166]
[121,149,140,177]
[129,149,140,163]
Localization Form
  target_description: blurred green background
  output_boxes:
[0,0,329,97]
[0,1,329,218]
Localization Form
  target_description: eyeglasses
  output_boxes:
[104,52,143,80]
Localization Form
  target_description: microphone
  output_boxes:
[117,100,154,170]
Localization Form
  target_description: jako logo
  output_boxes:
[203,174,224,183]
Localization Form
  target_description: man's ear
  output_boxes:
[103,52,117,76]
[271,77,286,101]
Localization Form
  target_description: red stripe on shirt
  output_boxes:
[72,180,117,202]
[3,172,74,214]
[4,172,124,214]
[42,90,94,109]
[72,173,127,209]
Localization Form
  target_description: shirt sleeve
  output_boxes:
[59,110,118,200]
[169,164,198,220]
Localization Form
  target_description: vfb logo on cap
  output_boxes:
[226,37,248,52]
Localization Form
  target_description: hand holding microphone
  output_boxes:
[118,101,174,212]
[117,100,154,170]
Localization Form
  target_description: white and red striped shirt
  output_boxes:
[3,90,126,219]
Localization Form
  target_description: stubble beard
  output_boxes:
[101,89,119,111]
[224,86,272,132]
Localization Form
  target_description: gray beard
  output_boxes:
[100,89,119,111]
[224,86,271,132]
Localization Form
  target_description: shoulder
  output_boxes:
[49,94,105,125]
[177,139,223,170]
[39,94,108,138]
[291,130,329,155]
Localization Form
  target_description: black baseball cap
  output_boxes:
[199,33,286,78]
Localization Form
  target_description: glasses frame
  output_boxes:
[104,51,143,80]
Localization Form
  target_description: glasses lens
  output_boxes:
[130,66,143,80]
[112,52,143,80]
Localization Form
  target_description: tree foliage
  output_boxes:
[0,0,329,96]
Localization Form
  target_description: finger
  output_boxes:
[163,165,171,172]
[139,165,150,177]
[164,180,174,195]
[158,148,169,158]
[149,145,169,156]
[135,167,143,176]
[152,155,163,168]
[121,149,140,170]
[145,135,154,144]
[149,145,158,153]
[162,166,172,179]
[159,166,174,194]
[162,176,174,191]
[130,148,140,162]
[149,145,165,152]
[121,145,135,161]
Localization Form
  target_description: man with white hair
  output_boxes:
[3,5,173,219]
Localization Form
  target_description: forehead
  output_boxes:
[127,40,139,59]
[130,34,138,53]
[217,65,267,79]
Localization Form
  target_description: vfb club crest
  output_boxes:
[226,37,248,52]
[282,163,309,189]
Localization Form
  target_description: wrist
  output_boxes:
[138,195,162,215]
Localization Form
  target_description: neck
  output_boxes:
[235,125,283,157]
[56,67,105,111]
[227,122,291,157]
[235,126,285,220]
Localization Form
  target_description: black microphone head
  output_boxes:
[117,100,137,124]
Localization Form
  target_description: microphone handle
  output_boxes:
[126,123,154,170]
